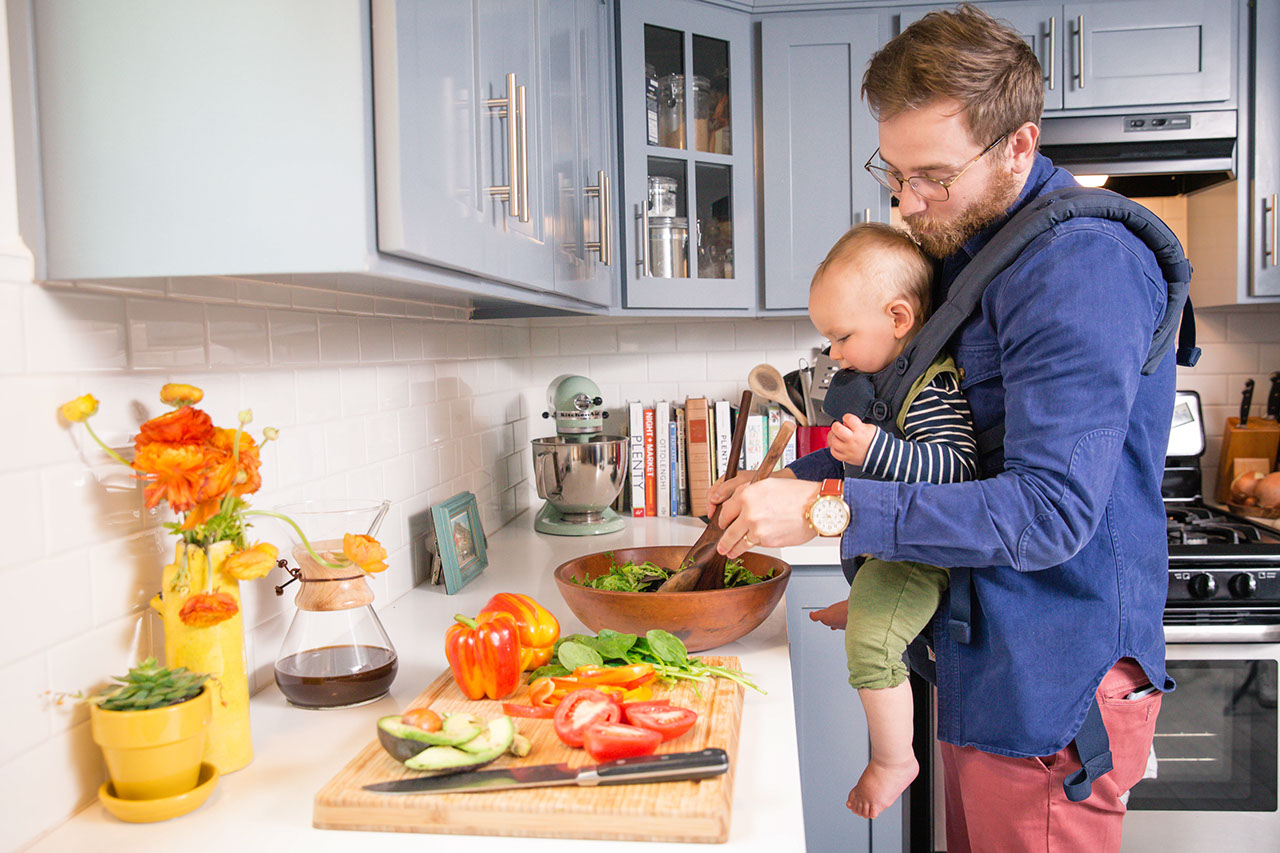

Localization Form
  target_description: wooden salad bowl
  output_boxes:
[553,546,791,653]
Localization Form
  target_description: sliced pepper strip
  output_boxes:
[502,701,555,719]
[571,663,655,686]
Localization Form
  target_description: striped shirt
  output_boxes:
[861,369,977,485]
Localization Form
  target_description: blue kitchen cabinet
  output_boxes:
[541,0,616,308]
[20,0,614,314]
[787,564,905,853]
[616,0,757,311]
[760,11,887,312]
[899,1,1236,113]
[1250,0,1280,298]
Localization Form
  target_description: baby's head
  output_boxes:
[808,222,933,374]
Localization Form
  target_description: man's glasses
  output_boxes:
[864,135,1008,202]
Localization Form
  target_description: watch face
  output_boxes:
[811,496,850,535]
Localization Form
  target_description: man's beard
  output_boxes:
[903,167,1020,259]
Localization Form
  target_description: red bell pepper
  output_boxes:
[444,612,523,700]
[478,593,561,671]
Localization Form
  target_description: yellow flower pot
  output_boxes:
[89,687,212,801]
[151,541,253,774]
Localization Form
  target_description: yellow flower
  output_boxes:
[224,543,279,581]
[344,533,388,574]
[60,394,99,423]
[160,383,204,406]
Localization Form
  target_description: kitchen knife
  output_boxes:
[362,747,729,795]
[1267,371,1280,421]
[1240,378,1255,426]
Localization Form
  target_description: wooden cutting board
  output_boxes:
[314,656,745,842]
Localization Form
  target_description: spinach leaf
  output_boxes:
[592,629,638,660]
[557,640,604,671]
[645,629,689,666]
[528,662,571,681]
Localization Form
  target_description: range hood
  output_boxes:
[1039,109,1237,195]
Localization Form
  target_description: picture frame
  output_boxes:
[428,491,488,594]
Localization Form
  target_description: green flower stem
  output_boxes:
[80,419,131,468]
[241,509,348,569]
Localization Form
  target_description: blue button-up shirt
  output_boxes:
[792,154,1174,757]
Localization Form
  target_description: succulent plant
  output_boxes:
[92,657,210,712]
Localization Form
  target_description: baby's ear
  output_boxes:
[887,299,916,339]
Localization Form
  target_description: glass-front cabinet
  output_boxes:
[618,0,755,310]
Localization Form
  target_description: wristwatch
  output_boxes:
[805,479,850,537]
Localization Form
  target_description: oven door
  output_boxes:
[1121,640,1280,853]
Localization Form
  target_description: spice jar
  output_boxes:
[657,73,685,149]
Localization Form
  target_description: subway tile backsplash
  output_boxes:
[3,269,1278,848]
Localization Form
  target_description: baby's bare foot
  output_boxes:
[846,755,919,819]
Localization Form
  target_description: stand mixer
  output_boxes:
[531,374,629,535]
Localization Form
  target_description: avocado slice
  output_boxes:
[376,711,483,763]
[403,716,517,773]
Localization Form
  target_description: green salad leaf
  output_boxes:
[571,554,771,592]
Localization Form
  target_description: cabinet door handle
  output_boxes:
[1047,16,1056,91]
[486,72,519,219]
[516,84,530,223]
[863,207,871,223]
[636,203,651,277]
[1075,15,1085,89]
[585,170,612,265]
[1266,194,1279,268]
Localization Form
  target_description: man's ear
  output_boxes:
[1007,121,1040,174]
[887,299,916,340]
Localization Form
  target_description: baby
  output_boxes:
[801,222,977,819]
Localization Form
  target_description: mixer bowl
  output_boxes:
[531,435,629,521]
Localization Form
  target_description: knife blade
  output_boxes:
[362,747,729,795]
[1240,378,1255,426]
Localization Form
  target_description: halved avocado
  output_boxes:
[376,711,483,763]
[403,716,517,773]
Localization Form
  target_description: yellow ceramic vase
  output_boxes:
[89,687,212,800]
[150,541,253,774]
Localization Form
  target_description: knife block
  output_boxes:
[1215,417,1280,503]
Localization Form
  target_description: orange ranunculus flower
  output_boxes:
[135,406,214,448]
[208,428,262,498]
[160,383,204,406]
[60,394,100,423]
[178,591,239,627]
[132,443,212,511]
[225,543,279,581]
[344,533,388,574]
[180,498,222,530]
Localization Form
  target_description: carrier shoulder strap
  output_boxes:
[874,186,1200,448]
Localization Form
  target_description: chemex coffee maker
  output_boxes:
[530,374,629,535]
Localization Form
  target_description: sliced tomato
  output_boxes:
[623,703,698,741]
[552,688,621,748]
[582,722,663,762]
[502,702,555,719]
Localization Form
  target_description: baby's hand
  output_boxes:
[827,414,877,465]
[808,600,849,630]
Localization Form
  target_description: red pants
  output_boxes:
[939,658,1162,853]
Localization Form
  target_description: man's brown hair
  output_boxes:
[861,4,1043,147]
[811,222,934,322]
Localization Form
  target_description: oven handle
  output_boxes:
[1164,623,1280,644]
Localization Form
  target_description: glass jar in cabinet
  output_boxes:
[618,0,755,311]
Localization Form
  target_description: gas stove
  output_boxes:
[1163,391,1280,636]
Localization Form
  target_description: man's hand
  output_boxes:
[714,475,821,558]
[828,414,878,465]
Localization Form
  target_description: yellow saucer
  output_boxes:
[98,762,219,823]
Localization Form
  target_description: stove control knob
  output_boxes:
[1187,573,1218,600]
[1228,572,1257,599]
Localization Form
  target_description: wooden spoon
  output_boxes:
[748,363,808,426]
[661,419,798,593]
[658,390,752,593]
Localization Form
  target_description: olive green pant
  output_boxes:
[845,558,951,690]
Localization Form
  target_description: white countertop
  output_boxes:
[32,515,815,852]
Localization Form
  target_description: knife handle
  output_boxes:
[579,748,729,786]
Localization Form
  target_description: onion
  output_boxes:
[1256,471,1280,509]
[1230,470,1265,501]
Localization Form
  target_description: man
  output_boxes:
[710,6,1174,850]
